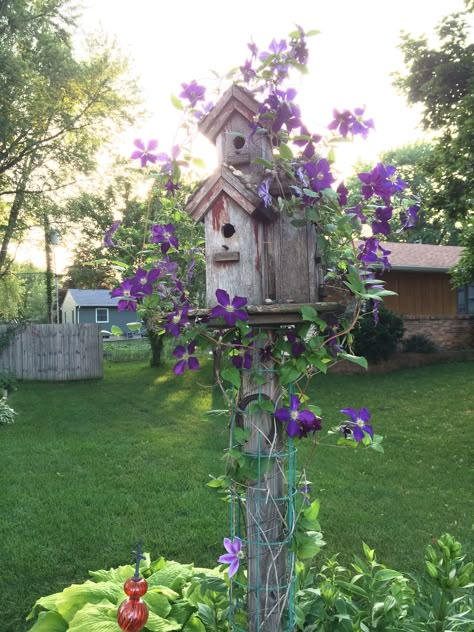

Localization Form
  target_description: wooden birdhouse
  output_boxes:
[186,84,324,313]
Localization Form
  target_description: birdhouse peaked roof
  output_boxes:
[186,165,264,222]
[198,84,260,145]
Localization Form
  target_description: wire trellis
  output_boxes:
[228,328,297,632]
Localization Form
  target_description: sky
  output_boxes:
[76,0,469,169]
[21,0,470,271]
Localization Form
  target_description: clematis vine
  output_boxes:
[150,223,179,254]
[218,537,243,578]
[173,341,200,375]
[275,394,322,439]
[210,289,248,327]
[340,407,374,442]
[131,139,159,168]
[103,220,121,247]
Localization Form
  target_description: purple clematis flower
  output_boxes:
[358,163,407,203]
[371,206,393,236]
[352,106,374,138]
[218,537,243,578]
[150,223,179,254]
[110,278,139,312]
[340,407,374,442]
[357,238,391,271]
[258,178,273,207]
[173,341,200,375]
[164,305,190,337]
[131,139,159,168]
[103,220,121,247]
[179,80,206,108]
[345,203,367,223]
[210,289,248,327]
[230,338,253,370]
[328,108,354,137]
[399,204,419,230]
[131,267,162,296]
[275,394,322,439]
[337,181,349,206]
[240,59,256,83]
[304,159,335,193]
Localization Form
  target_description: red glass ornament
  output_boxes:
[117,577,149,632]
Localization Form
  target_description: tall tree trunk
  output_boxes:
[0,162,32,277]
[44,214,54,324]
[149,332,164,367]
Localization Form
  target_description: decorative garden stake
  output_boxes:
[186,85,340,632]
[117,540,149,632]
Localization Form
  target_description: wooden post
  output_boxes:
[239,330,291,632]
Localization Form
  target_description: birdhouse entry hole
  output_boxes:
[222,223,236,238]
[233,136,246,150]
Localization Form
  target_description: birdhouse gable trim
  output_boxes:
[198,84,259,143]
[185,166,262,221]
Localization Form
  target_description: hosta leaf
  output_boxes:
[68,600,121,632]
[147,561,194,590]
[28,610,68,632]
[32,581,122,623]
[183,614,206,632]
[143,591,172,618]
[144,611,181,632]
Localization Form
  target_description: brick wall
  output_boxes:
[402,315,474,350]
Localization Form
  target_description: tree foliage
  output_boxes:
[0,0,141,277]
[393,11,474,225]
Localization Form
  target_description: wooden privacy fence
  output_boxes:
[0,324,103,381]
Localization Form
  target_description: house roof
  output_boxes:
[63,289,120,307]
[382,242,463,272]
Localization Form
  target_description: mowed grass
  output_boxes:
[0,359,473,632]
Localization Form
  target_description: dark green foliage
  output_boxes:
[394,11,474,225]
[297,534,473,631]
[353,306,404,363]
[403,334,438,354]
[0,369,17,394]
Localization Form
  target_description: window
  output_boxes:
[457,283,474,314]
[96,308,109,323]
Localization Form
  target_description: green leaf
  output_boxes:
[68,600,121,632]
[147,561,194,590]
[300,305,318,322]
[183,614,206,632]
[278,143,293,160]
[252,157,274,168]
[296,531,326,559]
[191,157,206,169]
[374,569,403,582]
[145,611,181,632]
[337,437,358,449]
[197,603,215,627]
[206,478,224,488]
[110,325,123,337]
[338,353,368,369]
[170,94,184,110]
[302,188,319,198]
[279,363,302,386]
[335,580,369,599]
[28,611,68,632]
[126,322,142,332]
[32,582,122,624]
[220,367,241,389]
[143,591,172,618]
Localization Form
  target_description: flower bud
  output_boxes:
[425,561,439,578]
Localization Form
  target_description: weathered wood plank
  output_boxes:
[0,324,103,380]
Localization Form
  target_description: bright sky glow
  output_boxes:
[19,0,469,272]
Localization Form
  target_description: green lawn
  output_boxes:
[0,359,473,632]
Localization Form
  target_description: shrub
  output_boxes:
[403,334,438,353]
[353,305,404,363]
[0,369,17,395]
[26,535,473,632]
[0,397,17,425]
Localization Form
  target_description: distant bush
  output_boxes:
[353,305,404,363]
[0,397,17,425]
[403,334,438,353]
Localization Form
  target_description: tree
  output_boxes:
[393,10,474,227]
[0,0,141,277]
